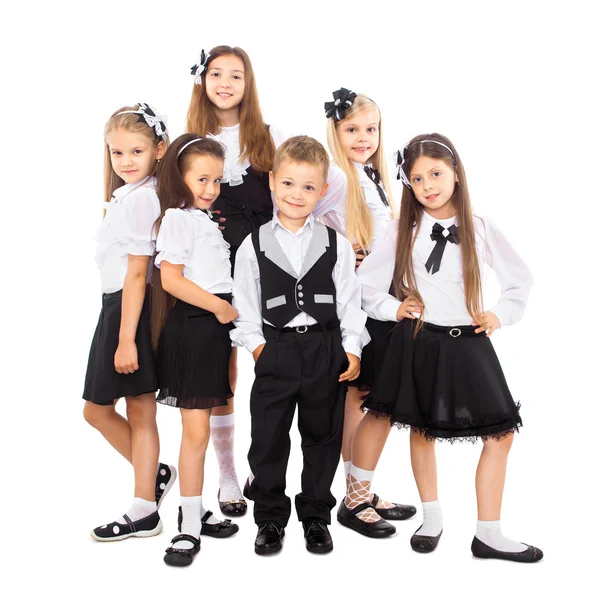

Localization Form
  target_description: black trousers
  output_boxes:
[246,323,349,527]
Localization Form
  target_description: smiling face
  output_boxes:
[409,155,458,218]
[182,154,224,210]
[204,54,246,115]
[269,159,328,230]
[336,107,380,165]
[107,128,165,184]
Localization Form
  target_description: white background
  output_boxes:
[2,0,598,597]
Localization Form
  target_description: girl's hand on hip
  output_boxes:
[472,312,500,336]
[396,296,423,321]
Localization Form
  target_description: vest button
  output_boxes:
[298,284,303,290]
[299,300,304,305]
[298,292,304,298]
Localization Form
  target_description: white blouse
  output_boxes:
[314,161,393,250]
[357,211,533,327]
[230,213,369,356]
[155,208,233,294]
[211,123,287,186]
[96,176,160,294]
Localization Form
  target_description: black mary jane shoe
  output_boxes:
[303,519,333,554]
[371,493,417,521]
[471,536,543,563]
[176,507,239,538]
[218,488,248,517]
[91,511,162,542]
[410,525,443,553]
[336,501,396,538]
[255,521,285,555]
[164,534,200,567]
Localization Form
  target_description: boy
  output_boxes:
[231,136,368,555]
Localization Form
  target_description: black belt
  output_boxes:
[265,319,340,335]
[422,322,482,338]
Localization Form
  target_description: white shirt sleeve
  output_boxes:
[313,166,347,237]
[114,187,161,256]
[155,209,193,268]
[481,216,533,327]
[230,235,266,352]
[269,125,288,149]
[334,234,370,357]
[356,219,401,322]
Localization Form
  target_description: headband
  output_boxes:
[191,49,211,85]
[396,139,455,188]
[116,102,168,142]
[324,87,357,122]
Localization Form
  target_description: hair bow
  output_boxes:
[324,87,357,121]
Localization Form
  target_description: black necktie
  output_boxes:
[425,223,460,274]
[364,166,389,207]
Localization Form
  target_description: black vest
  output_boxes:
[251,222,338,328]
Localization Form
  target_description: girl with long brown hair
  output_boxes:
[339,133,543,563]
[315,88,415,532]
[84,103,177,542]
[152,134,240,566]
[186,46,286,516]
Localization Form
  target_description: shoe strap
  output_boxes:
[371,493,380,507]
[170,534,200,547]
[122,514,136,532]
[346,501,375,518]
[201,510,213,523]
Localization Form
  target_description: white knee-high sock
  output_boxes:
[116,497,156,525]
[210,414,242,502]
[417,500,443,537]
[476,520,527,553]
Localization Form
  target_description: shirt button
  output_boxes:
[242,204,247,209]
[299,300,304,305]
[298,292,304,298]
[298,285,303,290]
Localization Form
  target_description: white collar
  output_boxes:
[272,211,315,235]
[420,209,457,228]
[112,175,155,202]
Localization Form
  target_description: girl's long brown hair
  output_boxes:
[393,133,482,332]
[103,105,169,206]
[150,134,226,348]
[186,45,274,173]
[326,94,394,250]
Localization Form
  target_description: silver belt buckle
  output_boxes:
[449,328,462,338]
[295,325,308,334]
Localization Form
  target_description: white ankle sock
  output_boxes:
[418,500,443,537]
[344,464,380,523]
[117,497,156,524]
[174,496,202,551]
[476,520,527,553]
[210,414,242,502]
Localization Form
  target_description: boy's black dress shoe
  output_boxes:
[303,519,333,554]
[337,501,396,538]
[371,493,417,521]
[471,536,543,563]
[410,525,443,553]
[255,521,285,555]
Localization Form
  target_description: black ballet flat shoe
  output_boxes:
[471,536,543,563]
[91,511,162,542]
[410,525,443,553]
[303,519,333,554]
[164,534,200,567]
[218,487,248,517]
[371,493,417,521]
[336,500,396,538]
[155,463,177,509]
[176,506,239,538]
[255,521,285,555]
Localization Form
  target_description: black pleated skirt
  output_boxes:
[349,317,396,391]
[155,295,233,409]
[361,319,522,442]
[83,290,158,405]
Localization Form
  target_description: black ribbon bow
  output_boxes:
[191,49,210,83]
[364,166,389,207]
[425,223,460,274]
[324,87,357,121]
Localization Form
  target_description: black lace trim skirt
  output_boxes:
[361,319,522,442]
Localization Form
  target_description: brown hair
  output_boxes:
[103,104,169,206]
[186,45,274,173]
[272,135,330,180]
[393,133,482,332]
[326,94,394,250]
[150,134,226,348]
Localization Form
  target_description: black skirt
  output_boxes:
[349,317,396,391]
[155,295,233,409]
[362,319,522,442]
[83,290,158,405]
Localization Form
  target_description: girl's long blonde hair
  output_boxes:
[186,45,274,173]
[327,94,393,249]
